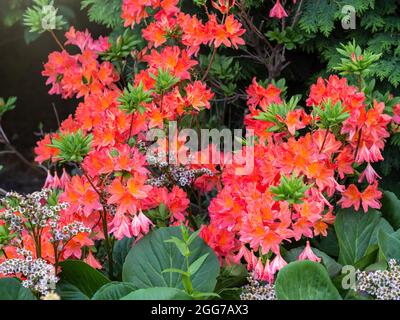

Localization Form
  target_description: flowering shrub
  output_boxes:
[1,0,400,301]
[201,74,391,281]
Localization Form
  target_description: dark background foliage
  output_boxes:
[0,0,107,191]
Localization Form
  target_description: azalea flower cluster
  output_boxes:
[122,0,245,55]
[201,75,392,283]
[32,0,245,255]
[34,32,185,243]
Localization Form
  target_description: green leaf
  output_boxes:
[162,268,188,276]
[275,261,342,300]
[0,278,36,300]
[121,287,192,300]
[369,217,394,246]
[187,230,201,245]
[216,288,242,300]
[191,292,220,299]
[189,254,209,275]
[122,227,219,292]
[334,208,382,265]
[283,246,342,278]
[353,245,379,270]
[56,281,89,300]
[378,229,400,261]
[164,237,189,257]
[312,228,339,257]
[364,260,388,272]
[112,237,134,280]
[92,282,137,300]
[214,264,248,295]
[380,191,400,229]
[344,290,373,300]
[59,260,110,299]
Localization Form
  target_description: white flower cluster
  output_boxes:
[240,275,276,300]
[148,166,213,187]
[356,259,400,300]
[0,250,58,296]
[0,189,68,234]
[51,221,91,242]
[1,188,91,245]
[146,150,214,187]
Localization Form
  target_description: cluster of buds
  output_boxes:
[0,249,58,296]
[356,259,400,300]
[240,275,276,300]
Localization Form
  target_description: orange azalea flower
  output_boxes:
[62,176,103,217]
[184,81,214,111]
[207,14,245,49]
[107,175,152,215]
[34,134,60,163]
[143,46,197,80]
[338,184,362,211]
[339,182,382,213]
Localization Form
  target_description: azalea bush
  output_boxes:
[1,0,400,301]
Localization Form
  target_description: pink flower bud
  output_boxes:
[269,0,288,19]
[298,241,321,262]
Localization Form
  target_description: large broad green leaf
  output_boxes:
[56,281,89,300]
[92,282,137,300]
[0,278,36,300]
[275,261,342,300]
[378,229,400,261]
[380,191,400,229]
[122,227,220,292]
[312,228,339,257]
[121,287,192,300]
[59,260,110,299]
[283,246,342,278]
[369,218,394,246]
[112,237,135,280]
[334,208,381,265]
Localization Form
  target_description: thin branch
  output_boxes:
[49,30,65,51]
[291,0,304,28]
[0,123,45,174]
[52,103,60,127]
[201,47,217,82]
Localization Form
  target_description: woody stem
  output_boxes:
[353,127,363,162]
[128,113,134,141]
[49,30,65,51]
[101,210,114,279]
[319,128,330,153]
[201,47,217,82]
[82,171,114,278]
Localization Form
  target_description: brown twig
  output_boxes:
[49,30,65,51]
[0,123,45,174]
[201,47,217,82]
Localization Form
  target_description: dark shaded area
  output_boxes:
[0,0,107,193]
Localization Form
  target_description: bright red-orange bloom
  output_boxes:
[339,182,382,213]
